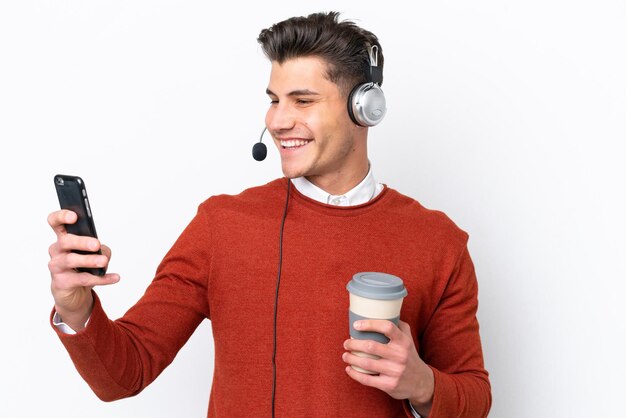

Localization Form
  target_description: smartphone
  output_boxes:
[54,174,106,276]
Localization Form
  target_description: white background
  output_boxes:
[1,1,625,417]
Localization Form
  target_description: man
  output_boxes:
[48,12,491,417]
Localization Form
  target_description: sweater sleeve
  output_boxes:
[50,202,213,401]
[420,245,492,417]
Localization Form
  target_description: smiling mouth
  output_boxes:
[280,139,311,149]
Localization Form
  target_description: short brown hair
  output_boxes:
[257,11,384,97]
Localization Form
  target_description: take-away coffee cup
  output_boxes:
[346,272,408,374]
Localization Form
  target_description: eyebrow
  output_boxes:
[266,88,320,97]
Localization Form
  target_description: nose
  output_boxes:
[266,102,296,134]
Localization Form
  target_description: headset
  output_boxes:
[252,45,386,161]
[347,45,387,127]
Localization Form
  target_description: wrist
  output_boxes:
[55,308,90,332]
[408,364,434,415]
[55,296,94,332]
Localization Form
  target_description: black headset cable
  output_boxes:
[271,179,291,418]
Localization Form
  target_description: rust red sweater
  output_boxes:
[52,178,491,417]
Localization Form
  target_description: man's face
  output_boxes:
[265,56,366,186]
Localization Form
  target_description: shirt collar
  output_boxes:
[291,167,383,207]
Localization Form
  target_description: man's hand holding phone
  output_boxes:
[47,209,120,331]
[49,175,120,332]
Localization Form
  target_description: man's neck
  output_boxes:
[304,161,370,196]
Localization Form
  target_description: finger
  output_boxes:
[343,360,399,388]
[48,237,101,260]
[343,351,380,375]
[353,319,403,341]
[49,252,109,274]
[345,363,378,387]
[67,252,109,270]
[48,241,62,258]
[344,338,386,358]
[47,210,77,237]
[342,351,399,376]
[343,349,382,375]
[51,271,120,291]
[57,233,101,253]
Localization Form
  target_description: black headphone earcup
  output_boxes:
[348,83,386,127]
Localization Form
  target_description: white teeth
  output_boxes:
[281,139,310,148]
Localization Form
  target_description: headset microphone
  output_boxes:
[252,127,268,161]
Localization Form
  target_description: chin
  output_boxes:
[280,162,309,179]
[281,169,304,179]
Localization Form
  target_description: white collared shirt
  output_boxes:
[291,166,384,206]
